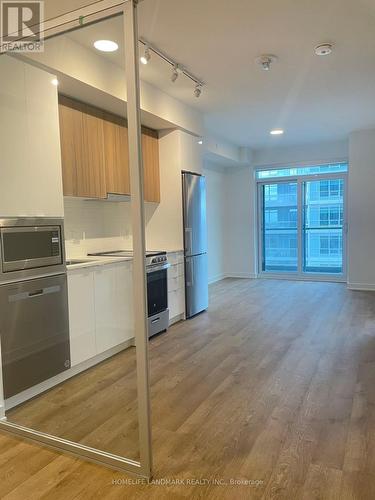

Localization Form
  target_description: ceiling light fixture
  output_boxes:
[171,64,180,83]
[93,39,118,52]
[51,78,59,86]
[270,129,284,136]
[194,83,202,98]
[138,39,204,95]
[198,139,203,145]
[256,54,278,71]
[140,46,151,65]
[315,43,333,56]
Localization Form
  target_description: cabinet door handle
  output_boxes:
[28,289,44,297]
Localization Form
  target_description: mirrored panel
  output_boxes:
[0,11,142,465]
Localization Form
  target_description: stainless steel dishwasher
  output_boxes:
[0,274,70,398]
[0,218,70,399]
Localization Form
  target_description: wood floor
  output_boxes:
[1,278,375,499]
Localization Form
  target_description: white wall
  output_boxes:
[204,162,227,283]
[252,140,348,167]
[223,166,257,278]
[64,198,133,257]
[348,129,375,289]
[145,130,202,252]
[203,162,256,282]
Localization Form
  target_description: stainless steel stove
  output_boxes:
[88,250,170,337]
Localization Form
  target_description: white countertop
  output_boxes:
[67,256,132,270]
[66,249,184,271]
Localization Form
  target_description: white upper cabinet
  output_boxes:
[0,56,63,217]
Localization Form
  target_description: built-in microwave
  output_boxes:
[0,218,66,284]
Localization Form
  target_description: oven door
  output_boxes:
[147,267,168,317]
[1,225,63,273]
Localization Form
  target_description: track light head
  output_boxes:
[194,83,202,98]
[140,46,151,65]
[171,64,179,83]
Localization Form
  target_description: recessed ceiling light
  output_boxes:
[51,78,59,86]
[270,129,284,136]
[94,40,118,52]
[198,139,203,145]
[315,43,333,56]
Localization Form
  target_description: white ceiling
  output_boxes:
[68,0,375,149]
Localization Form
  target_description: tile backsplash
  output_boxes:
[64,198,133,258]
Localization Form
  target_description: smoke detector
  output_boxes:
[315,43,333,56]
[255,54,277,71]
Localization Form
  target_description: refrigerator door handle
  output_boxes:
[186,259,193,287]
[185,228,192,255]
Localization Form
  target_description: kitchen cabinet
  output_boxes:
[58,96,160,202]
[67,261,134,366]
[142,127,161,203]
[59,96,106,198]
[80,103,106,198]
[167,251,185,324]
[0,57,63,217]
[94,263,134,353]
[103,112,130,195]
[67,269,96,367]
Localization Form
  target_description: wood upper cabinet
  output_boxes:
[102,112,130,195]
[59,96,106,198]
[58,96,82,197]
[81,104,106,198]
[142,127,160,203]
[58,95,160,202]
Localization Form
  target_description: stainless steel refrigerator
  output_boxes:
[182,172,208,318]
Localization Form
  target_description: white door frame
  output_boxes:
[257,172,348,283]
[0,0,152,479]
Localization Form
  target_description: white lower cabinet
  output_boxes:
[167,251,185,323]
[67,262,134,366]
[67,269,96,367]
[94,263,134,353]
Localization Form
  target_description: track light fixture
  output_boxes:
[139,39,204,96]
[140,46,151,65]
[194,84,202,98]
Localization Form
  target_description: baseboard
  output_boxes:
[169,312,185,325]
[5,338,135,410]
[208,273,257,284]
[347,283,375,291]
[208,273,226,284]
[224,272,258,279]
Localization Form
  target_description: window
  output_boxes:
[258,165,347,277]
[256,163,348,180]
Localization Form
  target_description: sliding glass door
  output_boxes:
[258,164,347,280]
[261,182,298,272]
[303,179,344,274]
